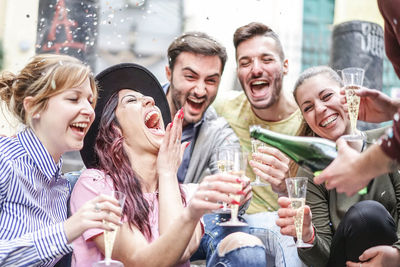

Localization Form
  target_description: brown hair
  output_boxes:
[233,22,285,61]
[95,91,186,238]
[167,32,227,73]
[293,66,343,104]
[0,54,97,127]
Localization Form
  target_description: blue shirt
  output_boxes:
[0,128,72,266]
[163,83,204,182]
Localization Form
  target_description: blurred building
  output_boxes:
[0,0,399,172]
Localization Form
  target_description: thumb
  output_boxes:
[336,136,350,152]
[359,246,379,262]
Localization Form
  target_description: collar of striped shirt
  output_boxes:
[17,128,63,182]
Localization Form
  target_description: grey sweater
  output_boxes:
[183,106,240,184]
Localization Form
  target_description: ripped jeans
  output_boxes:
[244,212,307,267]
[191,213,267,267]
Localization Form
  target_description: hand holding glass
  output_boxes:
[342,67,366,141]
[250,139,270,187]
[93,191,126,267]
[220,149,248,227]
[214,146,235,214]
[285,177,312,248]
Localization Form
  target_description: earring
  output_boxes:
[33,113,40,119]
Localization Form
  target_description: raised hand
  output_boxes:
[64,194,122,242]
[340,87,400,123]
[276,197,314,243]
[249,146,290,194]
[187,173,245,221]
[157,108,187,178]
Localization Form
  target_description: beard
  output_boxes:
[169,81,213,125]
[243,72,283,110]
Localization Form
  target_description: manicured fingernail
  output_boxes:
[237,190,245,195]
[185,141,191,148]
[219,205,224,209]
[231,200,240,205]
[179,109,184,119]
[236,178,242,183]
[170,122,173,128]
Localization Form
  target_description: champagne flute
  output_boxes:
[285,177,312,248]
[341,67,366,141]
[250,139,269,187]
[220,149,248,227]
[213,146,235,214]
[93,191,126,267]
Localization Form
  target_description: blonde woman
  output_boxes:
[0,54,122,266]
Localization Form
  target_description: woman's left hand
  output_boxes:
[240,177,252,205]
[276,197,314,242]
[157,108,188,178]
[346,245,400,267]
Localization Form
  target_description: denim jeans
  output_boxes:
[191,213,267,267]
[208,245,267,267]
[244,212,307,267]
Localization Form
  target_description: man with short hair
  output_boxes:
[163,31,267,266]
[164,32,238,184]
[214,22,309,266]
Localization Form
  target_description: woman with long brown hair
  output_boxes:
[70,63,266,267]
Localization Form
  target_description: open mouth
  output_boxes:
[144,110,165,135]
[70,122,88,135]
[250,80,270,97]
[187,96,205,113]
[319,114,338,128]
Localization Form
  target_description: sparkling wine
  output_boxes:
[228,170,244,219]
[217,160,233,173]
[290,198,305,241]
[103,223,119,260]
[345,85,361,134]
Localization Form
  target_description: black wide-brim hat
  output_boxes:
[80,63,171,168]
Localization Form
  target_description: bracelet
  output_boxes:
[304,226,315,244]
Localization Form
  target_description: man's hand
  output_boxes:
[315,138,393,196]
[249,146,290,195]
[314,138,370,196]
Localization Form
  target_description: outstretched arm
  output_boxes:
[314,138,396,196]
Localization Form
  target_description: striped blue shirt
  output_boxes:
[0,128,72,266]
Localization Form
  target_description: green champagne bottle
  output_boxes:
[250,126,368,195]
[249,125,337,175]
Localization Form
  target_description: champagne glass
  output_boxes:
[213,146,235,214]
[250,139,269,187]
[285,177,312,248]
[94,191,126,267]
[341,67,366,141]
[220,149,248,227]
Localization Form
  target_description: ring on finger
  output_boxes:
[94,202,101,212]
[176,138,180,144]
[205,196,209,201]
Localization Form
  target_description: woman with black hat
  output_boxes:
[70,63,266,267]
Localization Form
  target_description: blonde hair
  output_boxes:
[293,66,343,104]
[0,54,97,127]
